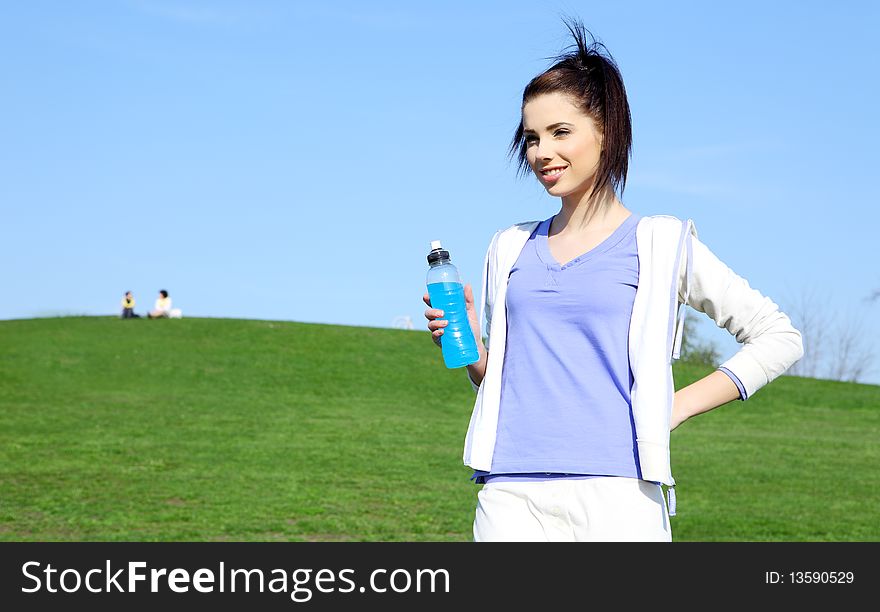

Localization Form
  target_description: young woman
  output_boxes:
[422,18,803,542]
[148,290,172,319]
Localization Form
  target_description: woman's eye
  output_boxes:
[525,130,568,144]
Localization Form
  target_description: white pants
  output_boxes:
[473,477,672,542]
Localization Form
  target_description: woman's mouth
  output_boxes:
[540,166,567,183]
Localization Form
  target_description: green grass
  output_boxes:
[0,316,877,541]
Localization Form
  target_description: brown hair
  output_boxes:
[509,17,632,201]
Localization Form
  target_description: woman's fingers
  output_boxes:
[429,316,448,348]
[423,293,445,323]
[424,307,445,320]
[423,292,445,347]
[430,320,446,347]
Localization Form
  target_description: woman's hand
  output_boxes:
[422,283,482,350]
[424,283,488,386]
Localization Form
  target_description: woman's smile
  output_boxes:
[540,166,568,183]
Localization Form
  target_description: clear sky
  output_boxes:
[2,1,879,383]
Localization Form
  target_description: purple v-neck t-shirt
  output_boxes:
[473,212,643,484]
[472,213,745,485]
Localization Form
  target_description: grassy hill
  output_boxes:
[0,316,877,541]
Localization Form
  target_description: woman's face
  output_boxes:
[522,92,603,199]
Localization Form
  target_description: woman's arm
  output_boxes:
[466,351,488,387]
[673,231,804,427]
[465,229,502,391]
[672,370,741,430]
[464,278,488,387]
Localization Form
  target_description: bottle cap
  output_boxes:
[427,240,451,265]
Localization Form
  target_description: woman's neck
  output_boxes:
[553,185,628,234]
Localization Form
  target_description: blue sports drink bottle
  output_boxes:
[426,240,480,368]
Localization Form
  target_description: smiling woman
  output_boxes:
[422,15,803,543]
[513,38,631,207]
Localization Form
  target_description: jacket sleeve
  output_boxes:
[684,233,804,400]
[466,230,501,393]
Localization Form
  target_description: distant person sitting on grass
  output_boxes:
[120,291,140,319]
[148,290,172,319]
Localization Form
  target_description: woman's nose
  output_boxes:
[535,139,553,161]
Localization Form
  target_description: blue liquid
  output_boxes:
[427,281,480,368]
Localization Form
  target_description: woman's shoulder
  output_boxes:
[636,214,699,238]
[485,219,542,252]
[638,213,684,226]
[497,219,542,238]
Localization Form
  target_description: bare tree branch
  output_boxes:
[781,285,877,383]
[829,311,876,383]
[779,285,828,379]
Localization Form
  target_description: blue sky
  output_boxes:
[2,1,879,384]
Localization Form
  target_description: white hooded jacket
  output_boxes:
[463,215,804,515]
